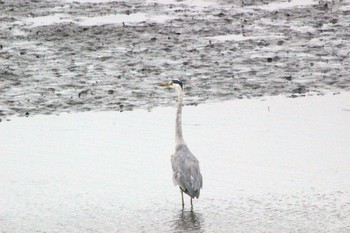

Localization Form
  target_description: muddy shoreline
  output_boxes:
[1,0,350,119]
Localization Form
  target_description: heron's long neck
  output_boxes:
[176,91,185,145]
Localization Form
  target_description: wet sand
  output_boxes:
[1,0,350,118]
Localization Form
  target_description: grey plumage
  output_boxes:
[157,79,203,209]
[171,144,203,199]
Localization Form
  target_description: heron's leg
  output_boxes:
[190,198,193,211]
[180,189,184,209]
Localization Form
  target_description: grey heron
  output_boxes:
[157,79,203,210]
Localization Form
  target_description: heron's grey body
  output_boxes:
[162,80,203,209]
[171,144,202,199]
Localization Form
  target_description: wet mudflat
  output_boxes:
[1,0,350,232]
[1,0,350,118]
[1,93,350,232]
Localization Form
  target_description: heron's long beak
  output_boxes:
[157,82,172,87]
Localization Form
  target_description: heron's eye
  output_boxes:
[171,80,183,89]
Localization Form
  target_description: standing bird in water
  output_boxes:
[157,79,203,210]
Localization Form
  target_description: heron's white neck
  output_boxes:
[175,87,185,145]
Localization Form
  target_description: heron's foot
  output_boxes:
[190,198,193,211]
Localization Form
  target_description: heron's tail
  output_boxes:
[184,188,200,199]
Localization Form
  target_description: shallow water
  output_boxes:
[1,93,350,232]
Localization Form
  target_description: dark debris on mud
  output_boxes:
[0,0,350,118]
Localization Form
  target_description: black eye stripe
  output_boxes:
[171,80,183,89]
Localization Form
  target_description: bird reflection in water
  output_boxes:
[172,210,204,232]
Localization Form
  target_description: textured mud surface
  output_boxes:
[1,0,350,118]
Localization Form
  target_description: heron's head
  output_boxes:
[157,79,184,92]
